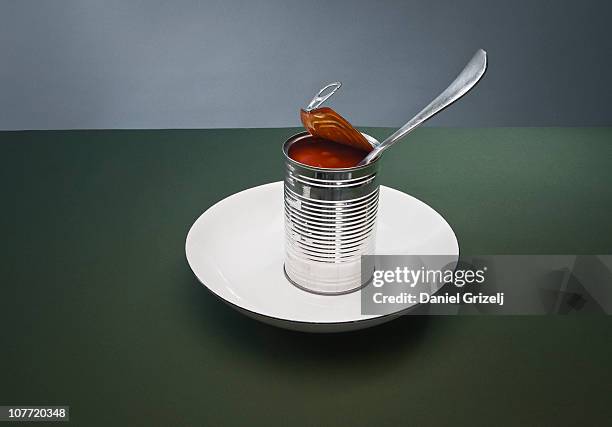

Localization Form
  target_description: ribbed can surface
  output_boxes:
[283,132,380,294]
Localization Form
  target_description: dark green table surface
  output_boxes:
[1,128,611,426]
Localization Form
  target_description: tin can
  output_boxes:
[283,132,380,294]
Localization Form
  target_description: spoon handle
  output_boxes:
[359,49,487,165]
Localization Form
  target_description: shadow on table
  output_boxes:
[185,275,434,375]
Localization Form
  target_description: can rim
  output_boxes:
[282,131,381,172]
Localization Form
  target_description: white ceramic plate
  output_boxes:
[185,182,458,332]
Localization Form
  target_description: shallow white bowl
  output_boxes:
[185,182,458,332]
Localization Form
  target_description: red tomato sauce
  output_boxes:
[288,137,367,168]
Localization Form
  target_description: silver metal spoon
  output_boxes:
[358,49,488,166]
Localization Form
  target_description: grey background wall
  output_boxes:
[1,0,610,130]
